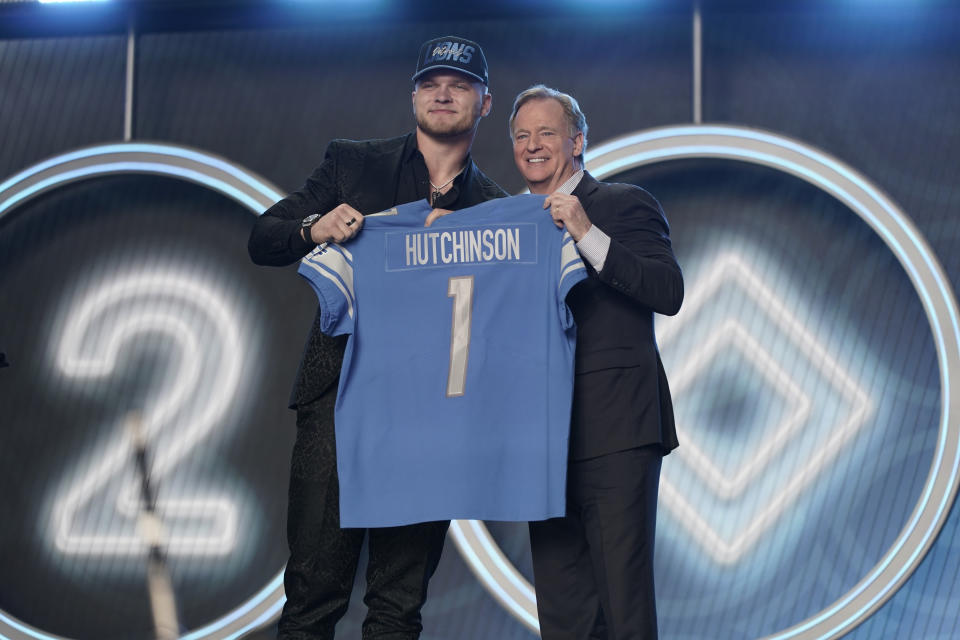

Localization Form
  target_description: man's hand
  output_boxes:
[424,208,453,228]
[307,204,365,244]
[544,193,591,242]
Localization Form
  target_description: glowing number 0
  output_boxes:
[446,275,474,397]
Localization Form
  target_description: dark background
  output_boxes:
[1,1,958,639]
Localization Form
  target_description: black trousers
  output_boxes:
[529,445,663,640]
[279,393,449,640]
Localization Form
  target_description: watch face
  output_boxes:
[301,213,320,228]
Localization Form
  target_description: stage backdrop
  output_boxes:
[1,4,959,640]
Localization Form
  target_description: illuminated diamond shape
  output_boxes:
[669,319,812,500]
[657,253,873,565]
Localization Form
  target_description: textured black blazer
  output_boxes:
[248,133,506,407]
[566,172,683,460]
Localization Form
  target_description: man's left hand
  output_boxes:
[544,193,591,241]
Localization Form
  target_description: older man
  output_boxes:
[510,85,683,639]
[248,36,506,639]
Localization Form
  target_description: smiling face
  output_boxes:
[413,70,491,139]
[511,97,584,195]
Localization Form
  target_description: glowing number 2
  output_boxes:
[52,270,243,556]
[446,275,474,397]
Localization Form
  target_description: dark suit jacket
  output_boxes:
[566,172,683,460]
[248,133,506,407]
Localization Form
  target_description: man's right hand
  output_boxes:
[424,208,453,228]
[306,204,365,244]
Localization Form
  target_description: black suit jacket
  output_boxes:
[248,133,507,407]
[566,172,683,460]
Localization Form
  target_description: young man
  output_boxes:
[248,36,506,639]
[510,85,683,639]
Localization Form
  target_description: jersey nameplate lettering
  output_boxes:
[387,223,537,271]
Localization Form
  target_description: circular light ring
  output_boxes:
[451,124,960,640]
[588,124,960,639]
[0,142,286,640]
[449,520,540,632]
[0,143,284,219]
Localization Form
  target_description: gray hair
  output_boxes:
[508,84,588,166]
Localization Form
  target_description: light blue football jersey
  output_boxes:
[298,194,587,527]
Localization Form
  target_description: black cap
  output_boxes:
[413,36,488,86]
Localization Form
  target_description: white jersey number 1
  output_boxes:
[446,275,474,397]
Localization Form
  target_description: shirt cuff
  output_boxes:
[576,225,611,273]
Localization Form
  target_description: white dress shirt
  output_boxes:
[554,170,611,273]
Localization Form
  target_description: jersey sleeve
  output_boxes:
[297,243,357,336]
[557,229,587,328]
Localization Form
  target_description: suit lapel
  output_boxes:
[572,171,601,211]
[346,135,412,214]
[570,172,603,276]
